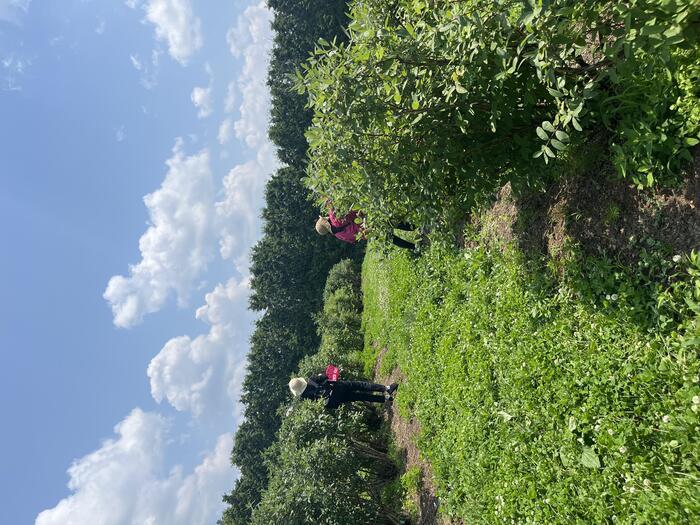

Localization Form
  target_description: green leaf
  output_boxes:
[498,410,513,421]
[412,97,420,110]
[572,118,583,132]
[405,23,416,38]
[559,447,573,467]
[555,130,570,142]
[580,447,601,469]
[547,87,564,98]
[551,139,567,151]
[542,121,555,133]
[533,150,543,158]
[536,127,549,141]
[684,137,699,146]
[455,82,467,94]
[544,145,555,158]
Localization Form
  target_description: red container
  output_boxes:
[325,364,340,382]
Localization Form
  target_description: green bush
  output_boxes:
[252,401,397,525]
[298,259,366,379]
[299,0,700,232]
[323,258,362,303]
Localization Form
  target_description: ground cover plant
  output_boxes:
[362,241,700,523]
[299,0,700,236]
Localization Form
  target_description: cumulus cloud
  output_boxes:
[148,278,254,418]
[106,3,276,326]
[191,64,213,118]
[217,142,275,263]
[103,139,216,328]
[35,409,234,525]
[224,81,236,113]
[143,0,202,65]
[226,2,273,149]
[217,118,232,145]
[191,86,212,118]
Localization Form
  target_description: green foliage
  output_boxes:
[299,0,700,233]
[323,257,362,303]
[219,1,360,520]
[362,242,700,523]
[251,394,397,524]
[298,259,366,379]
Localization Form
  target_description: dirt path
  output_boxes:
[373,346,453,525]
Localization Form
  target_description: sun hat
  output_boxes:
[315,216,331,235]
[288,377,308,397]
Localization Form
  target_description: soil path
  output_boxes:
[373,346,454,525]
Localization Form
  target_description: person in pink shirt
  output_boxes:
[315,206,416,250]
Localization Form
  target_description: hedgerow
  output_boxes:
[255,258,403,524]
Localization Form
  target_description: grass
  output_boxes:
[361,237,700,524]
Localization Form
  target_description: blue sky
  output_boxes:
[0,1,275,523]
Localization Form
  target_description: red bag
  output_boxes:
[325,364,340,382]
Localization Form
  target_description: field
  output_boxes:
[361,167,700,524]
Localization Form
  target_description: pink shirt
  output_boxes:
[328,209,364,244]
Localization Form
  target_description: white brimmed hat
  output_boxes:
[288,377,308,397]
[315,216,331,235]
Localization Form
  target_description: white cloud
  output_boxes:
[216,142,275,263]
[217,118,232,145]
[130,49,161,89]
[224,81,236,113]
[226,2,273,149]
[130,54,143,70]
[190,64,213,119]
[144,0,202,65]
[1,53,31,92]
[115,126,126,142]
[105,3,276,326]
[103,139,216,328]
[35,409,235,525]
[148,278,254,418]
[95,17,105,35]
[191,86,212,118]
[0,0,31,24]
[216,3,276,262]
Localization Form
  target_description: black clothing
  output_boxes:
[391,222,416,250]
[326,380,387,409]
[391,234,415,250]
[300,375,387,409]
[393,222,415,231]
[299,373,333,401]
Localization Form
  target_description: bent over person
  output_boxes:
[315,206,417,251]
[289,372,398,409]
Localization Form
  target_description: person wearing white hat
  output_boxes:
[289,372,398,409]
